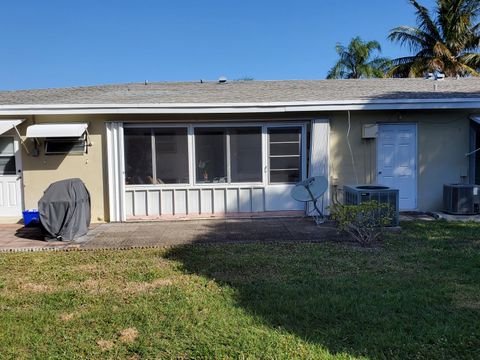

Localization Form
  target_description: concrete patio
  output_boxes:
[0,218,341,252]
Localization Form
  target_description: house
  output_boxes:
[0,78,478,223]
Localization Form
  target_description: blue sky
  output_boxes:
[0,0,437,90]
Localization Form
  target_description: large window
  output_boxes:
[124,127,188,185]
[124,124,301,186]
[268,127,302,183]
[194,127,262,184]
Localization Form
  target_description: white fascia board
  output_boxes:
[0,98,478,115]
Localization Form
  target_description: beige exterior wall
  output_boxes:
[328,109,475,211]
[2,109,476,223]
[11,115,108,222]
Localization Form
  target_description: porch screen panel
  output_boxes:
[195,128,227,183]
[268,127,301,183]
[230,127,262,182]
[154,128,189,184]
[124,128,152,185]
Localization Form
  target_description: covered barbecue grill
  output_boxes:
[38,178,91,241]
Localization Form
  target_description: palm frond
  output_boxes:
[388,26,432,53]
[409,0,441,39]
[459,63,480,76]
[326,37,389,79]
[388,0,480,77]
[459,52,480,68]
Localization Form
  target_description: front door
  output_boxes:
[0,136,23,217]
[377,124,417,210]
[264,124,307,211]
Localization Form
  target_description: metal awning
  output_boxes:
[470,115,480,125]
[0,119,24,135]
[26,123,88,138]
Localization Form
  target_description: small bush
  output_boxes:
[330,200,394,246]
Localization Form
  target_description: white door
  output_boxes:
[377,124,417,210]
[0,136,23,217]
[264,125,307,211]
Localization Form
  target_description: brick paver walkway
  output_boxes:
[0,218,340,252]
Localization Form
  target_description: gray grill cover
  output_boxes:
[38,178,91,241]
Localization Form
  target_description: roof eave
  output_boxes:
[0,98,478,115]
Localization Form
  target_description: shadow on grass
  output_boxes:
[165,220,480,359]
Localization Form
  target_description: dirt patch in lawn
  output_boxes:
[19,282,54,293]
[97,339,114,351]
[119,328,139,343]
[78,277,175,295]
[124,278,173,293]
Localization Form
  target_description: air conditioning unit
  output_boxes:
[443,184,480,215]
[344,185,399,226]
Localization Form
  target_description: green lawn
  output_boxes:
[0,221,479,359]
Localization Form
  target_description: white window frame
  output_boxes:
[123,124,191,187]
[0,135,17,175]
[264,123,307,186]
[192,124,264,187]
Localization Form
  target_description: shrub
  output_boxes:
[329,200,395,246]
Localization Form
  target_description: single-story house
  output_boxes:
[0,78,478,223]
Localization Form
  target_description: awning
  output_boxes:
[470,115,480,125]
[26,123,88,138]
[0,119,24,135]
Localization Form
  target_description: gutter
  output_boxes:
[0,98,479,115]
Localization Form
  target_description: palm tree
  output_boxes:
[388,0,480,77]
[326,37,391,79]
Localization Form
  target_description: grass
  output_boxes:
[0,221,479,359]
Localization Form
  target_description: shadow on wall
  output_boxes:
[164,220,479,358]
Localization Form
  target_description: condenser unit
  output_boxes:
[344,185,399,226]
[443,184,480,215]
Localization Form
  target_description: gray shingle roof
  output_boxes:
[0,78,479,105]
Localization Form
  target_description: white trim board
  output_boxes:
[0,98,479,115]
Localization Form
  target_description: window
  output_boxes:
[475,127,480,184]
[124,127,189,185]
[154,128,189,184]
[195,128,227,183]
[268,127,301,183]
[194,127,262,184]
[0,137,16,175]
[124,128,152,185]
[230,128,262,182]
[44,137,86,155]
[123,124,302,186]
